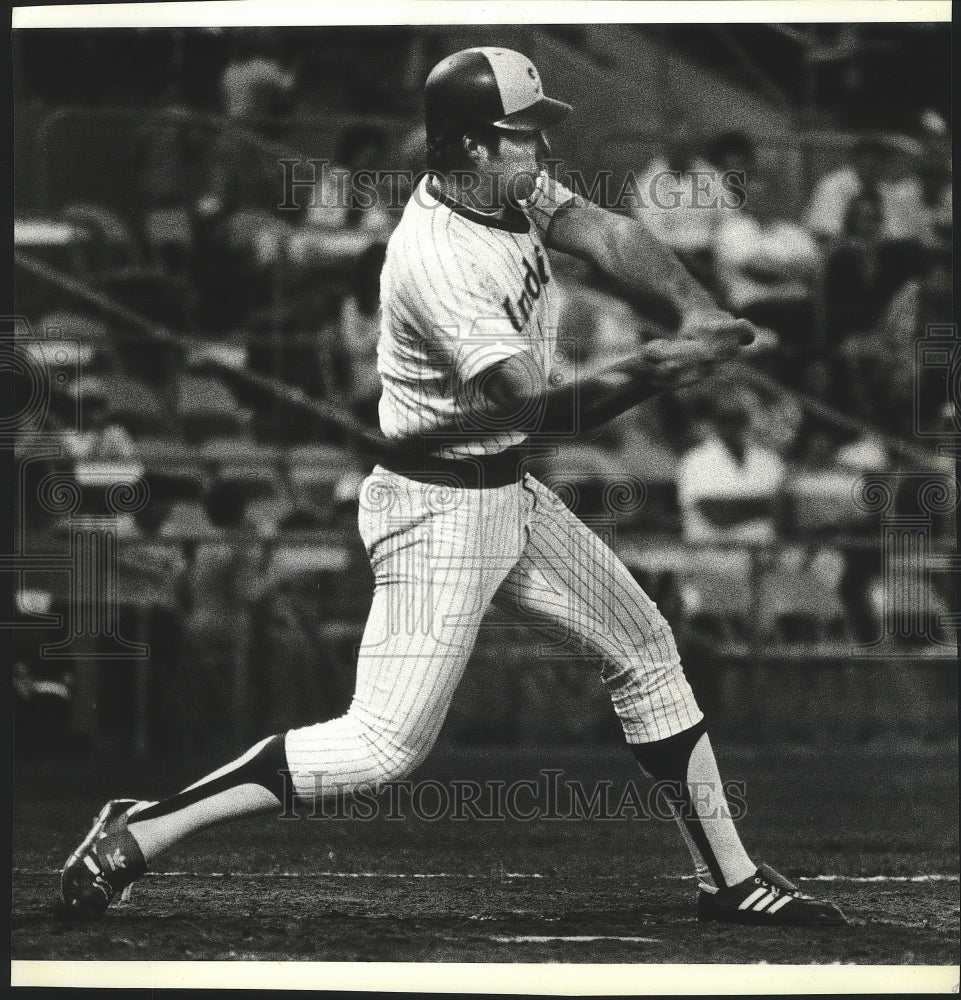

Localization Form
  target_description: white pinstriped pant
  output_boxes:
[285,467,703,797]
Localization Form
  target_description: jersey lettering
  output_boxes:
[502,248,551,332]
[379,173,574,456]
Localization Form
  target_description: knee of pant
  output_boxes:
[373,746,423,785]
[603,648,702,744]
[636,621,680,666]
[602,627,684,700]
[329,707,431,786]
[372,731,435,784]
[349,700,442,782]
[284,714,423,793]
[603,626,679,677]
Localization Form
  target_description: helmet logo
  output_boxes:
[527,66,541,92]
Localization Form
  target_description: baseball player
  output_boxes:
[61,48,844,927]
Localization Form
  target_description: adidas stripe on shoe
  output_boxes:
[697,863,847,926]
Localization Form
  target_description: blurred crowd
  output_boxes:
[14,29,954,755]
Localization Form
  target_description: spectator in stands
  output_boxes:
[550,255,603,376]
[552,254,652,372]
[836,236,950,440]
[704,129,756,180]
[713,168,821,363]
[802,135,929,246]
[250,507,355,732]
[823,194,913,344]
[191,37,297,333]
[883,238,953,342]
[286,124,394,269]
[193,147,285,333]
[777,412,888,648]
[219,29,296,125]
[126,497,191,584]
[173,478,266,752]
[324,242,386,427]
[628,120,721,285]
[62,394,138,462]
[676,384,787,545]
[741,372,806,461]
[306,125,391,231]
[914,110,952,245]
[134,112,206,280]
[874,237,952,437]
[537,255,656,513]
[171,364,251,444]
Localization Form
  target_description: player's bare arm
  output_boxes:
[366,308,749,457]
[480,337,724,438]
[544,194,755,356]
[365,337,727,461]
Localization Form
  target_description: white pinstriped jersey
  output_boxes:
[285,170,704,796]
[378,171,575,458]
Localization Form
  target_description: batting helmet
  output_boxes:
[424,47,572,141]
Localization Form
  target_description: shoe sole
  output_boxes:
[698,907,847,927]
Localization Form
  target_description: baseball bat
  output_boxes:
[15,249,942,469]
[14,249,397,462]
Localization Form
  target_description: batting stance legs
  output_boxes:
[492,474,755,889]
[64,466,756,910]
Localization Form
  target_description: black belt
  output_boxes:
[378,443,529,489]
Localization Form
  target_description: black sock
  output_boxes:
[128,734,296,825]
[631,720,755,888]
[124,734,298,862]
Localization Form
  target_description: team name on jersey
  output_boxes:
[501,246,550,333]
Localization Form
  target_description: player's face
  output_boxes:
[488,128,551,205]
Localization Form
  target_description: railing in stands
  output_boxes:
[12,531,957,754]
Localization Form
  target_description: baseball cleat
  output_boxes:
[697,863,847,926]
[60,798,148,919]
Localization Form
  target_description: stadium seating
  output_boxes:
[758,547,854,646]
[61,201,142,273]
[174,371,251,442]
[14,26,953,757]
[158,500,219,538]
[72,456,145,519]
[284,444,360,513]
[143,464,209,506]
[100,267,189,329]
[96,372,170,438]
[143,206,194,276]
[786,471,874,534]
[264,539,352,587]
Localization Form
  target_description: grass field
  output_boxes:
[12,738,959,970]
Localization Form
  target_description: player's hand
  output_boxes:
[630,338,721,391]
[677,309,756,361]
